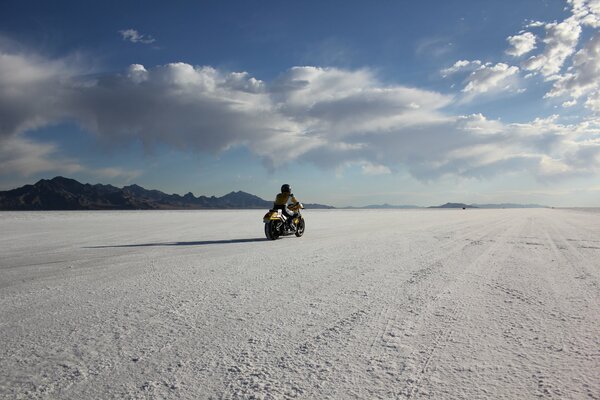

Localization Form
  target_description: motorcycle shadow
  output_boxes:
[86,237,269,248]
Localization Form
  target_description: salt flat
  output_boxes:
[1,209,599,399]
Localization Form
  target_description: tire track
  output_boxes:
[223,308,369,399]
[365,216,509,358]
[401,214,526,399]
[544,219,600,307]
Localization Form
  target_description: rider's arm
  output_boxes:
[290,194,298,204]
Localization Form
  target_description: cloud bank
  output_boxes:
[0,39,599,182]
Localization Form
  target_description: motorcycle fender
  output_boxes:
[263,210,284,223]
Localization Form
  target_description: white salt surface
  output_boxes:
[1,209,599,399]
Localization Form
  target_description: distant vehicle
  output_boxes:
[263,202,305,240]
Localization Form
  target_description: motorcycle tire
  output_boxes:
[265,221,280,240]
[295,218,305,237]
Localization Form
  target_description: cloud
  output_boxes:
[545,34,600,110]
[569,0,600,28]
[442,60,520,97]
[520,0,600,78]
[361,162,392,176]
[1,42,600,183]
[443,0,600,117]
[0,135,146,183]
[526,21,546,28]
[522,17,581,77]
[93,167,142,182]
[119,29,155,44]
[530,1,600,113]
[273,66,452,139]
[441,60,481,77]
[507,118,600,180]
[0,51,78,137]
[462,63,520,95]
[0,136,83,176]
[506,32,537,57]
[68,62,305,166]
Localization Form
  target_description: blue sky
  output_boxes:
[1,0,600,206]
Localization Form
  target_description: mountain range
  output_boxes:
[344,203,421,209]
[0,177,334,210]
[347,202,547,209]
[429,202,547,209]
[0,177,548,211]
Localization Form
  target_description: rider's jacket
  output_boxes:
[274,192,298,207]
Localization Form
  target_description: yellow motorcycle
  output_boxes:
[263,202,305,240]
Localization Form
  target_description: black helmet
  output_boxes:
[281,184,291,193]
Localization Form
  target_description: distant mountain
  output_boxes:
[471,203,547,209]
[430,203,478,209]
[0,177,334,210]
[344,203,422,209]
[429,202,548,209]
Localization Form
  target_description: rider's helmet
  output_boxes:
[281,184,291,193]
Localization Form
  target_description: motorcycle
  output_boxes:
[263,202,305,240]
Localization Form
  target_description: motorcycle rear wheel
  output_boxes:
[265,221,280,240]
[295,218,305,237]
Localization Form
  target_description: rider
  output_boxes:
[273,184,299,230]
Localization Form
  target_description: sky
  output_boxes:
[1,0,600,207]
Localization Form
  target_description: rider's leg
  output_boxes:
[284,208,296,229]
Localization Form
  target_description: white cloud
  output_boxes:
[522,17,582,77]
[538,155,574,177]
[530,1,600,113]
[273,66,452,141]
[361,162,392,175]
[462,63,520,95]
[457,113,504,134]
[545,34,600,108]
[526,20,546,28]
[584,91,600,112]
[127,64,148,83]
[0,135,145,183]
[0,51,77,137]
[1,43,600,183]
[119,29,155,44]
[0,136,83,176]
[93,167,142,182]
[569,0,600,27]
[520,0,600,78]
[441,60,520,98]
[506,32,537,57]
[441,0,600,117]
[441,60,481,77]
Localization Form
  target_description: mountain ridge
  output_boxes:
[0,177,549,210]
[343,202,547,209]
[0,177,334,210]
